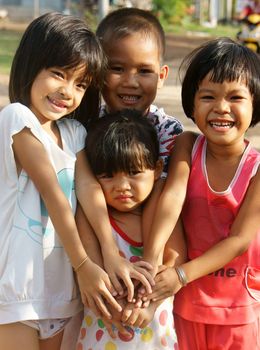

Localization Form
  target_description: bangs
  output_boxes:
[93,141,156,176]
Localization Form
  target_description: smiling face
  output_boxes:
[193,73,253,148]
[30,64,89,125]
[102,32,168,115]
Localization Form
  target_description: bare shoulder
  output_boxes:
[174,131,199,154]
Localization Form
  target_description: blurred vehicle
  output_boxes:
[237,13,260,53]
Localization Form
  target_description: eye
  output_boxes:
[77,81,88,90]
[230,95,244,101]
[139,68,153,74]
[200,95,214,100]
[51,69,64,78]
[97,173,112,179]
[129,170,142,176]
[109,65,123,73]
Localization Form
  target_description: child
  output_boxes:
[143,37,260,349]
[76,7,184,300]
[0,12,141,350]
[76,109,185,350]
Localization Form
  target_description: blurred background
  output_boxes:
[0,1,251,29]
[0,0,259,149]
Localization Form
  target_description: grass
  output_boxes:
[163,17,240,38]
[0,29,22,74]
[0,19,240,75]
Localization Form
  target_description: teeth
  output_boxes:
[49,97,66,108]
[210,122,233,128]
[120,95,139,101]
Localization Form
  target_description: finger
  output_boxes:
[127,309,139,326]
[109,274,124,296]
[101,289,123,313]
[130,270,153,295]
[133,260,153,270]
[121,276,134,302]
[121,307,133,323]
[134,298,143,308]
[142,300,150,308]
[103,319,116,339]
[113,321,130,335]
[134,266,155,286]
[87,297,101,318]
[94,295,113,319]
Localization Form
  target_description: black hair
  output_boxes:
[9,12,106,127]
[96,7,165,61]
[86,109,159,176]
[180,37,260,127]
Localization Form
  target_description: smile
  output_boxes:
[209,121,234,129]
[48,96,67,109]
[119,95,140,102]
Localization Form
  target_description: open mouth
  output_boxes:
[209,121,235,129]
[48,96,67,109]
[119,95,140,103]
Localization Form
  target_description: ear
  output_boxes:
[154,158,164,180]
[157,64,169,89]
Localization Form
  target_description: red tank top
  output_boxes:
[174,135,260,324]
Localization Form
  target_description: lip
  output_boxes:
[209,119,235,131]
[118,94,141,105]
[115,195,133,201]
[48,96,68,111]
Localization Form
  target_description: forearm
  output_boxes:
[163,218,187,267]
[76,204,104,267]
[143,191,184,264]
[75,151,119,254]
[41,187,87,268]
[181,234,252,284]
[142,178,165,246]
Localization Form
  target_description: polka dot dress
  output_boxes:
[76,217,178,350]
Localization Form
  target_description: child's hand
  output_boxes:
[103,252,154,302]
[144,265,182,302]
[101,298,132,339]
[76,258,122,319]
[121,301,158,328]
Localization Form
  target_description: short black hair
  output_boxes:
[180,37,260,127]
[96,7,165,61]
[9,12,106,126]
[86,109,159,176]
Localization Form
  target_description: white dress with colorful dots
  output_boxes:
[77,216,178,350]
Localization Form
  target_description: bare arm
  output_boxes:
[75,205,123,317]
[143,132,195,270]
[75,150,154,301]
[148,166,260,301]
[13,128,122,318]
[13,129,87,269]
[182,167,260,282]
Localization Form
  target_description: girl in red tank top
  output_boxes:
[142,37,260,349]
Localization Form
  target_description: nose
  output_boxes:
[58,82,74,99]
[121,72,139,88]
[114,174,131,192]
[213,98,231,114]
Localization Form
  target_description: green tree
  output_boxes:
[152,0,192,24]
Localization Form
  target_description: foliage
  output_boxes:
[0,30,21,74]
[152,0,192,24]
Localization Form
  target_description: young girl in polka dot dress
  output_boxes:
[76,110,184,350]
